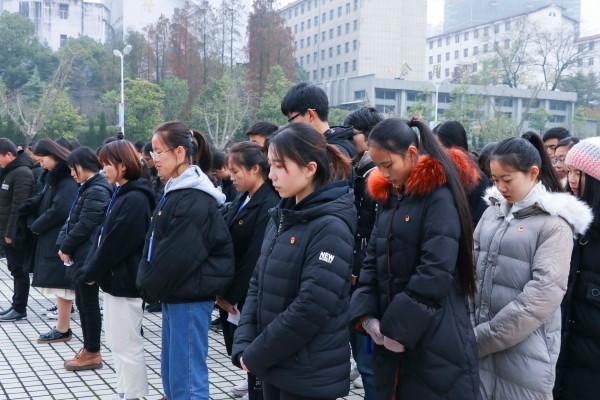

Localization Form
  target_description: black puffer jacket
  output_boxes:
[554,231,600,399]
[223,182,280,309]
[83,179,154,297]
[56,173,113,284]
[233,181,356,399]
[0,152,34,242]
[137,165,235,304]
[352,152,377,279]
[350,157,479,400]
[27,163,78,289]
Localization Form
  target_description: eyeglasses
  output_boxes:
[150,148,174,161]
[287,112,302,123]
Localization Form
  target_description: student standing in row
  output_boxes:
[59,147,112,371]
[137,122,235,400]
[473,132,592,400]
[233,123,356,400]
[83,140,154,400]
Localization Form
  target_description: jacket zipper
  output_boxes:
[387,193,402,400]
[258,211,284,332]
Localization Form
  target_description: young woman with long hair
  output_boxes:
[26,140,78,343]
[137,122,235,400]
[232,122,356,400]
[82,140,155,400]
[350,118,480,399]
[58,147,112,371]
[473,132,592,399]
[554,137,600,399]
[219,141,279,400]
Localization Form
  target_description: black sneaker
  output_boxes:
[0,307,13,316]
[37,327,72,344]
[0,309,27,322]
[145,302,162,313]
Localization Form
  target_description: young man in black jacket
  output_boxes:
[0,139,34,322]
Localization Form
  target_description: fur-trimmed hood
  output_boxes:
[484,185,593,236]
[368,147,480,203]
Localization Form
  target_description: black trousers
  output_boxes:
[262,382,334,400]
[4,245,29,314]
[75,282,101,352]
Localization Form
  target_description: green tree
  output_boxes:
[441,85,485,137]
[558,72,600,108]
[475,114,515,144]
[328,108,350,126]
[39,90,86,139]
[190,71,249,149]
[255,65,293,125]
[101,78,165,141]
[160,77,190,121]
[528,107,550,134]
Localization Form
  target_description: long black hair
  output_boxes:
[492,132,563,193]
[433,120,469,151]
[153,121,212,174]
[67,146,102,178]
[227,141,270,182]
[568,173,600,239]
[369,118,476,298]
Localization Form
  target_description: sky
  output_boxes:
[275,0,599,36]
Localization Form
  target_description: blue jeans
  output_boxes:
[162,301,213,400]
[350,331,376,400]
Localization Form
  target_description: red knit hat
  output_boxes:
[565,137,600,181]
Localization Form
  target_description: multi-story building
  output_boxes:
[0,0,109,50]
[341,75,589,138]
[444,0,580,32]
[425,4,578,84]
[575,33,600,76]
[279,0,427,105]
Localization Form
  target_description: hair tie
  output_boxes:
[189,130,194,142]
[409,117,419,127]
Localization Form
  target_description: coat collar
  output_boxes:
[367,147,480,202]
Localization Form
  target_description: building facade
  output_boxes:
[444,0,581,32]
[426,4,578,84]
[1,0,109,50]
[279,0,427,105]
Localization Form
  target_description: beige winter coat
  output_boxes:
[472,184,592,400]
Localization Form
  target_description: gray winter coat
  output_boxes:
[472,184,593,400]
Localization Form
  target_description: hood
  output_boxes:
[118,178,156,210]
[355,151,376,175]
[271,180,357,233]
[80,172,114,195]
[164,165,226,205]
[368,147,480,202]
[484,185,593,236]
[3,152,33,174]
[325,126,358,159]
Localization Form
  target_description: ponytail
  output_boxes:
[326,143,351,182]
[154,121,213,175]
[370,118,477,298]
[191,130,212,174]
[521,131,563,193]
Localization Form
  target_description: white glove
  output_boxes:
[362,317,384,345]
[383,336,406,353]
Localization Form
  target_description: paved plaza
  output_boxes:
[0,261,366,400]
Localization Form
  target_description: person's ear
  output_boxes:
[530,165,540,181]
[250,164,260,176]
[407,145,419,164]
[305,161,317,178]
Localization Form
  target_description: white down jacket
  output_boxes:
[472,183,593,400]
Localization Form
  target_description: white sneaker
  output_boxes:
[47,310,58,320]
[353,376,364,389]
[230,381,248,397]
[241,395,249,400]
[350,365,360,382]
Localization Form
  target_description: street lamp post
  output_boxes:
[113,45,132,136]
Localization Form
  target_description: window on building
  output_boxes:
[329,47,333,58]
[307,54,310,64]
[494,24,500,34]
[464,48,468,57]
[345,61,349,73]
[321,50,325,60]
[338,6,342,17]
[19,1,29,17]
[346,22,350,33]
[330,10,334,19]
[352,59,357,71]
[336,64,340,75]
[346,3,351,13]
[329,28,333,39]
[454,50,459,59]
[321,68,325,79]
[353,20,358,31]
[308,19,311,29]
[337,44,341,55]
[523,99,540,109]
[313,70,318,80]
[354,90,366,100]
[446,52,450,61]
[549,115,566,123]
[464,31,469,41]
[375,89,396,100]
[328,66,332,77]
[307,36,311,46]
[473,46,478,55]
[301,4,304,14]
[446,37,450,45]
[438,38,443,47]
[60,34,68,46]
[589,57,594,66]
[428,71,433,80]
[294,41,297,48]
[484,43,489,53]
[299,22,304,33]
[504,39,510,48]
[375,104,395,114]
[294,25,298,34]
[495,97,513,108]
[472,63,478,72]
[300,39,304,48]
[577,58,583,67]
[314,16,318,26]
[300,56,304,65]
[455,34,460,43]
[337,25,342,36]
[322,13,326,23]
[445,68,450,77]
[549,101,568,111]
[345,42,349,53]
[438,93,451,103]
[314,51,318,61]
[406,91,427,101]
[295,7,298,17]
[322,31,326,41]
[484,26,489,36]
[308,1,311,11]
[474,29,479,38]
[429,41,433,49]
[590,42,595,51]
[59,3,69,19]
[437,54,441,63]
[429,56,434,65]
[505,21,511,31]
[354,0,358,11]
[353,39,357,50]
